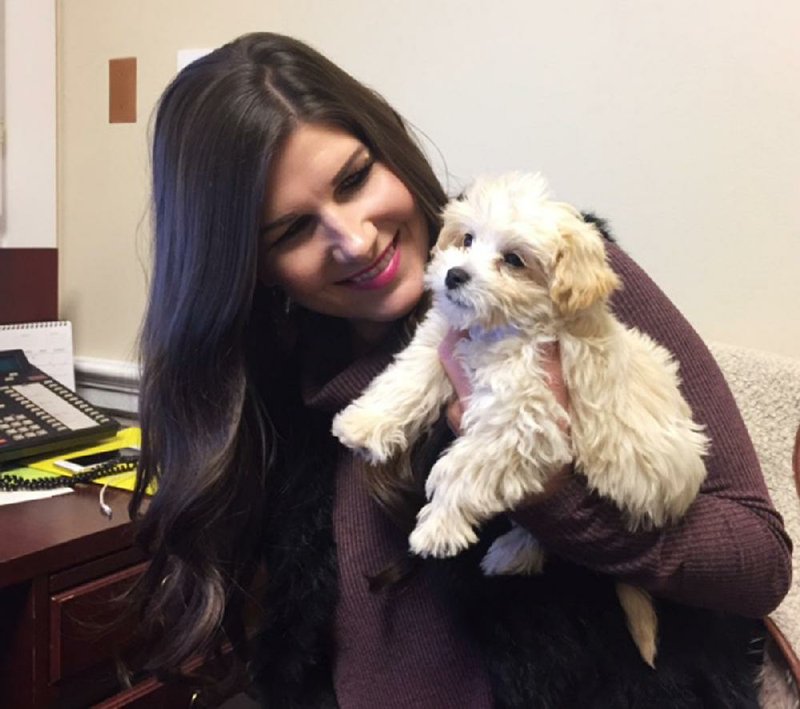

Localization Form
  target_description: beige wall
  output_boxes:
[58,0,800,362]
[2,0,56,248]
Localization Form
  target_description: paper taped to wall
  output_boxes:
[0,321,75,390]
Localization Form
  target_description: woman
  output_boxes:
[131,32,791,707]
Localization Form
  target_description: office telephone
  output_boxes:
[0,349,120,464]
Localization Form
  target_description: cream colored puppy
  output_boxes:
[332,172,709,666]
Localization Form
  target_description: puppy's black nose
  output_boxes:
[445,267,471,290]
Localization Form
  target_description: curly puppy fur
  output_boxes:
[332,172,709,667]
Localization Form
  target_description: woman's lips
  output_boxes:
[339,235,401,290]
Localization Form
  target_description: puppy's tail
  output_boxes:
[616,582,658,668]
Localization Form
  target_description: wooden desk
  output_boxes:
[0,486,240,707]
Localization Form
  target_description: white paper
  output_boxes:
[0,487,72,506]
[177,48,212,71]
[0,321,75,390]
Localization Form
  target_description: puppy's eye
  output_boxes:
[503,252,525,268]
[463,233,474,248]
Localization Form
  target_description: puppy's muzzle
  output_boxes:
[445,267,471,290]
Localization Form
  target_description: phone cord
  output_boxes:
[0,456,139,492]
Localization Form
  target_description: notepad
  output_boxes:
[0,321,75,390]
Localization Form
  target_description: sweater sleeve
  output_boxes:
[513,242,793,618]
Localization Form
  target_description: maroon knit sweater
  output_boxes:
[305,242,792,708]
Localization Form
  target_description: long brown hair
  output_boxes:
[130,32,446,674]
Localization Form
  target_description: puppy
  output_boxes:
[332,172,709,667]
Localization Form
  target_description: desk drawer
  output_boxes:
[92,672,201,708]
[49,562,146,684]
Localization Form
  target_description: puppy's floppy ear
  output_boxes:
[435,197,472,251]
[550,214,620,315]
[435,221,463,250]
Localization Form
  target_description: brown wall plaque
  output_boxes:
[109,57,137,124]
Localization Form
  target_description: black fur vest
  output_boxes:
[250,413,765,709]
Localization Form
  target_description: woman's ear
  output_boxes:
[256,243,277,287]
[549,216,620,316]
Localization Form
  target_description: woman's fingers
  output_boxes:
[438,329,470,433]
[538,340,570,416]
[438,328,471,401]
[437,333,571,438]
[444,398,465,436]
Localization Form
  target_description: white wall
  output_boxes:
[1,0,56,248]
[59,0,799,361]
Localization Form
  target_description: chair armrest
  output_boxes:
[765,616,800,690]
[793,425,799,498]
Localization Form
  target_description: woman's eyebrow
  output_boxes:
[330,145,368,185]
[259,146,368,236]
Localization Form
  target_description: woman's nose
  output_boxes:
[320,207,377,261]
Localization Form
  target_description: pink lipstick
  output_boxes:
[340,235,401,290]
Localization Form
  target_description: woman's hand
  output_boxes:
[437,329,472,434]
[437,330,573,499]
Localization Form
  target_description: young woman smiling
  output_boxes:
[130,32,791,708]
[258,123,431,346]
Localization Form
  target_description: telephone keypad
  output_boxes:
[2,413,47,441]
[0,350,120,463]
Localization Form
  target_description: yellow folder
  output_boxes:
[28,427,148,492]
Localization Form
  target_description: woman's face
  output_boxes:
[259,123,431,344]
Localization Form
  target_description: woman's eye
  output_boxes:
[503,252,525,268]
[277,214,315,243]
[338,160,374,194]
[463,233,474,248]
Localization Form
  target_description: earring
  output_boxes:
[284,295,295,315]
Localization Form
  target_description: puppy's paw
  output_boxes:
[481,527,545,576]
[331,405,407,464]
[409,503,478,558]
